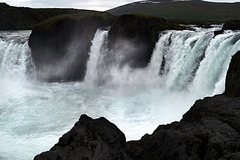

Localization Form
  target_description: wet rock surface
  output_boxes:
[224,51,240,98]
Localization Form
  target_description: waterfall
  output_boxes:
[149,31,173,77]
[2,28,239,95]
[84,29,147,86]
[1,27,240,160]
[85,29,109,84]
[190,30,240,96]
[149,30,215,90]
[0,31,35,80]
[85,27,240,96]
[149,28,240,96]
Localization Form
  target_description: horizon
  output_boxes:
[1,0,240,11]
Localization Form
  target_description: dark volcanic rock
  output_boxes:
[29,12,115,82]
[34,115,132,160]
[214,20,240,36]
[223,20,240,31]
[0,3,25,30]
[128,95,240,160]
[224,51,240,98]
[107,14,183,68]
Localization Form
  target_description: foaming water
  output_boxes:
[0,28,240,160]
[85,29,109,84]
[0,31,35,80]
[190,31,240,96]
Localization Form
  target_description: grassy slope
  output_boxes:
[33,11,115,32]
[2,0,240,30]
[0,3,87,30]
[108,0,240,23]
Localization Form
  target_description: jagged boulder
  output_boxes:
[34,115,132,160]
[224,51,240,97]
[29,12,115,82]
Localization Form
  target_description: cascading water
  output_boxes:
[0,27,240,160]
[191,31,240,96]
[0,31,35,79]
[85,29,109,84]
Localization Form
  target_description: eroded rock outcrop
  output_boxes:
[107,14,183,68]
[34,115,132,160]
[225,51,240,98]
[29,12,115,82]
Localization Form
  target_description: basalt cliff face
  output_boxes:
[224,51,240,98]
[34,51,240,160]
[29,12,116,82]
[29,12,183,82]
[107,14,183,68]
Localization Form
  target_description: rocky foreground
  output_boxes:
[34,51,240,160]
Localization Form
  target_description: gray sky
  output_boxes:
[1,0,240,11]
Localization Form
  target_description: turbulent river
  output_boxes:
[0,27,240,160]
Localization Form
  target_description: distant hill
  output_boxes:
[107,0,240,23]
[0,3,85,30]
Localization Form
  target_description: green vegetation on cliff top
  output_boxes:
[0,3,89,30]
[108,0,240,24]
[34,11,115,32]
[33,12,183,34]
[2,0,240,30]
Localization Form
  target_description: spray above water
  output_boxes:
[0,27,240,160]
[85,28,240,95]
[85,29,109,84]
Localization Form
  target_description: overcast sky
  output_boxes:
[1,0,240,11]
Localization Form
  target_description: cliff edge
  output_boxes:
[29,12,183,82]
